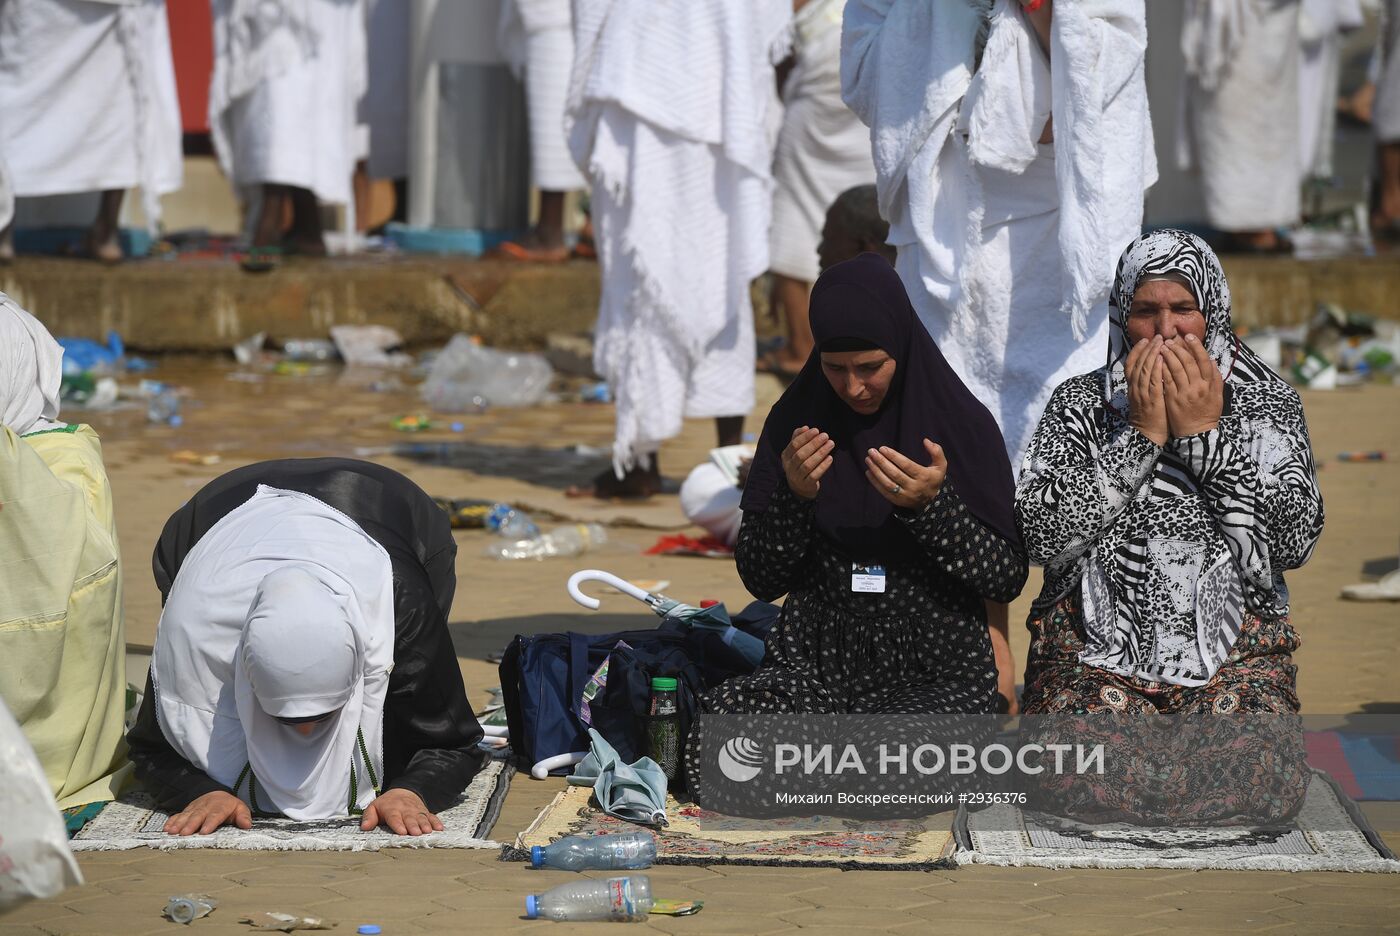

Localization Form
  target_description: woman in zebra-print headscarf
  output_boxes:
[1012,229,1324,823]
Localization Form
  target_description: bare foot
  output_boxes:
[81,227,123,264]
[566,464,662,500]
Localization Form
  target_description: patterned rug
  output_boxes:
[508,785,955,870]
[955,770,1400,872]
[70,758,512,852]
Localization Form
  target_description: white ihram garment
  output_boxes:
[209,0,367,207]
[0,0,182,228]
[567,0,790,473]
[769,0,876,283]
[842,0,1156,467]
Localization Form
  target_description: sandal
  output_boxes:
[238,245,283,274]
[496,240,570,263]
[566,465,663,501]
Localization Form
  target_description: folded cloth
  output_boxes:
[566,728,668,827]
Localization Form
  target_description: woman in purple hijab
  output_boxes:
[700,253,1028,716]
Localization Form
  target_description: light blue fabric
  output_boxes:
[566,728,668,827]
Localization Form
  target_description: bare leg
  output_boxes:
[536,191,566,249]
[986,600,1019,715]
[1374,142,1400,237]
[286,186,326,256]
[83,188,124,263]
[499,190,570,260]
[0,221,13,263]
[715,415,744,448]
[770,274,813,374]
[252,184,292,249]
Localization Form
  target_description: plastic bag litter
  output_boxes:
[239,911,335,931]
[0,699,83,911]
[419,334,553,411]
[330,325,412,367]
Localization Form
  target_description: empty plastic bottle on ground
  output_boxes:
[146,387,182,426]
[530,832,657,871]
[420,334,553,411]
[486,524,607,561]
[485,503,541,541]
[525,875,653,922]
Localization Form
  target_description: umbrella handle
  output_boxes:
[566,569,651,610]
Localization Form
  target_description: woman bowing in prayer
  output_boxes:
[697,253,1028,718]
[127,459,485,836]
[1015,230,1324,821]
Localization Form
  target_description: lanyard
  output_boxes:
[232,727,380,816]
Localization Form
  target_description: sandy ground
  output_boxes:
[4,359,1399,935]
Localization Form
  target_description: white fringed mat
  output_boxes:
[70,758,512,852]
[955,771,1400,872]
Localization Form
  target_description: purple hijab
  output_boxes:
[742,253,1020,559]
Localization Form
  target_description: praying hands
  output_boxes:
[1126,335,1223,447]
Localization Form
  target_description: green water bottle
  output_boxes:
[647,677,680,781]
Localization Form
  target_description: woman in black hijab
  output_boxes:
[701,253,1028,716]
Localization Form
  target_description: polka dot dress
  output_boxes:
[701,480,1028,715]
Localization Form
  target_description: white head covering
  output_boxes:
[1,292,66,436]
[152,486,395,821]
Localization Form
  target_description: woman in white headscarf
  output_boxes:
[127,459,484,835]
[0,292,130,809]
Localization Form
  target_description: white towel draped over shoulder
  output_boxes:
[842,0,1155,466]
[567,0,790,472]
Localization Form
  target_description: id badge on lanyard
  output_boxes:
[851,563,887,593]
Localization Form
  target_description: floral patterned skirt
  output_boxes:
[1016,599,1307,825]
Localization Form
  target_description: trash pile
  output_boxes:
[1244,303,1400,390]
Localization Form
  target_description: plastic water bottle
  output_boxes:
[164,894,217,924]
[282,338,339,362]
[530,832,657,872]
[146,388,182,426]
[647,677,681,781]
[525,875,653,922]
[486,523,607,561]
[485,503,541,541]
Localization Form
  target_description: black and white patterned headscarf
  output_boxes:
[1018,229,1324,686]
[1104,228,1277,412]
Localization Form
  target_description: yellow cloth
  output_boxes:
[0,424,129,808]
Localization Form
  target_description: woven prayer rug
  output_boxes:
[69,757,512,852]
[954,770,1400,872]
[506,784,955,870]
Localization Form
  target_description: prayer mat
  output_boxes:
[954,770,1400,872]
[69,757,512,852]
[1305,731,1400,801]
[507,784,955,870]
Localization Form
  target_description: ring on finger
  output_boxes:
[891,483,901,495]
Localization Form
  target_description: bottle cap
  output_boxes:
[699,599,719,608]
[530,845,544,868]
[651,677,678,691]
[357,927,382,935]
[525,895,539,920]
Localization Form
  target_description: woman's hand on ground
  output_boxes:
[1126,336,1168,446]
[1162,334,1223,439]
[865,438,946,509]
[361,788,443,836]
[782,426,834,500]
[163,791,252,836]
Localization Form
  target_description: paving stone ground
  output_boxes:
[4,366,1398,935]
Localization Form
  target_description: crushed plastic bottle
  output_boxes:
[164,894,217,924]
[485,523,607,561]
[530,832,657,871]
[525,875,653,922]
[281,338,340,362]
[485,503,541,541]
[146,386,183,426]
